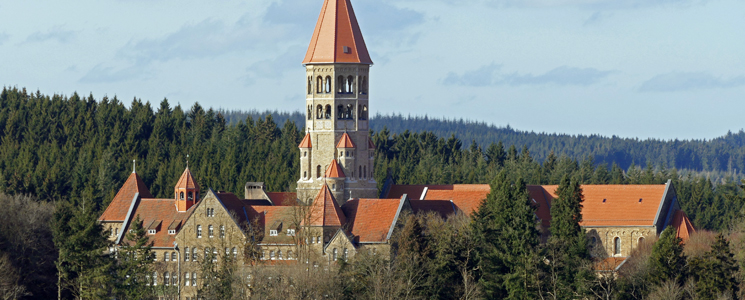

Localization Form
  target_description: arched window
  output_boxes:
[278,250,283,260]
[304,151,307,157]
[196,225,202,238]
[164,272,170,286]
[153,272,158,286]
[185,247,190,261]
[185,272,191,286]
[317,236,321,244]
[638,237,645,245]
[316,105,323,119]
[307,77,312,94]
[307,105,312,120]
[220,225,225,239]
[192,272,197,286]
[180,192,184,200]
[359,166,362,178]
[164,252,169,261]
[317,165,322,178]
[333,248,338,261]
[347,104,355,119]
[192,247,197,261]
[288,250,293,259]
[337,105,344,119]
[172,273,177,286]
[316,76,323,93]
[325,76,332,93]
[361,76,368,94]
[171,252,177,261]
[324,105,332,119]
[337,76,345,93]
[362,105,368,120]
[188,192,193,201]
[208,225,214,238]
[614,237,621,255]
[232,247,237,259]
[364,166,367,179]
[303,171,307,179]
[347,76,355,94]
[270,250,275,260]
[344,248,349,261]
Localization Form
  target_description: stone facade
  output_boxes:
[297,63,378,204]
[586,226,656,258]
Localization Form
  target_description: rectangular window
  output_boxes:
[148,229,156,235]
[287,229,295,236]
[192,272,197,286]
[185,248,190,262]
[197,225,202,238]
[220,225,225,239]
[185,273,190,286]
[208,225,214,238]
[270,230,278,236]
[164,252,169,262]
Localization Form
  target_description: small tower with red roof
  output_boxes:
[297,0,378,204]
[324,159,347,202]
[175,166,200,212]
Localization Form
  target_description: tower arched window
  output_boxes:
[337,76,345,93]
[614,237,621,256]
[337,105,344,119]
[180,192,184,200]
[317,165,321,178]
[362,105,368,120]
[316,105,323,119]
[361,76,368,94]
[347,76,355,94]
[347,104,355,119]
[359,166,362,178]
[364,166,367,179]
[316,76,323,93]
[307,105,312,120]
[303,171,307,179]
[325,76,332,93]
[324,105,332,119]
[307,77,312,94]
[638,237,645,245]
[188,192,193,201]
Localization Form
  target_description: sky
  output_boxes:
[0,0,743,140]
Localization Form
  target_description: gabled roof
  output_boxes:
[336,133,356,148]
[299,134,312,148]
[325,160,346,178]
[122,198,191,248]
[253,206,297,245]
[176,167,199,190]
[671,210,695,241]
[368,137,375,149]
[409,200,456,218]
[99,172,153,222]
[342,198,402,243]
[308,184,347,227]
[266,192,298,206]
[387,184,490,216]
[542,185,667,227]
[303,0,373,65]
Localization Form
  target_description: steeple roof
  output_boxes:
[176,167,199,190]
[299,133,312,148]
[303,0,373,65]
[325,159,346,178]
[307,184,347,227]
[336,132,356,148]
[99,172,153,222]
[368,137,375,149]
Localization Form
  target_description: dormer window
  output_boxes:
[270,230,278,236]
[287,229,296,236]
[148,229,156,235]
[168,229,176,235]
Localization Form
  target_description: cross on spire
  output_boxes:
[132,159,136,173]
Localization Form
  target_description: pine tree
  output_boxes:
[473,171,540,299]
[647,226,686,286]
[689,233,739,299]
[115,215,156,300]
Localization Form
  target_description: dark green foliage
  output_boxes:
[115,215,155,300]
[647,226,687,286]
[52,197,115,299]
[472,171,540,299]
[542,176,592,298]
[689,234,740,299]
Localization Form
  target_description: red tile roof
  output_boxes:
[368,137,375,149]
[100,172,153,222]
[386,184,491,215]
[175,167,199,190]
[123,198,191,248]
[528,185,554,228]
[308,184,347,227]
[542,185,667,227]
[336,133,356,148]
[595,257,629,272]
[266,192,298,206]
[298,134,312,148]
[409,200,456,218]
[303,0,373,65]
[252,206,297,244]
[386,185,427,200]
[342,199,401,243]
[325,160,346,178]
[671,209,695,241]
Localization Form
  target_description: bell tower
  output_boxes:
[297,0,377,205]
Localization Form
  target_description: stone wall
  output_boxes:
[585,226,656,258]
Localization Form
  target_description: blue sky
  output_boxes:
[1,0,743,140]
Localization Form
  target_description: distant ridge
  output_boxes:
[221,109,745,178]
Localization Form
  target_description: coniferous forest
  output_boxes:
[2,87,745,299]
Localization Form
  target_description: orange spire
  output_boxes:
[325,159,346,178]
[368,137,375,149]
[336,133,356,148]
[175,167,200,190]
[299,133,312,148]
[303,0,372,65]
[308,183,347,227]
[175,167,200,212]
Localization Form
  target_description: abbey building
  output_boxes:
[98,0,696,298]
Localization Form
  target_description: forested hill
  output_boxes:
[222,110,745,177]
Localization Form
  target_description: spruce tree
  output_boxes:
[647,226,686,286]
[115,215,156,300]
[473,171,540,299]
[689,233,739,299]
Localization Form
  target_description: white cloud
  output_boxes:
[639,72,745,92]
